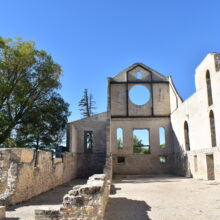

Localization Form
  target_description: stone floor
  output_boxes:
[5,179,86,220]
[104,175,220,220]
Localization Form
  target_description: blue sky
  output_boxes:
[1,0,220,121]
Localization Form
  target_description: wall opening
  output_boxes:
[184,121,190,151]
[194,155,198,172]
[209,110,216,147]
[136,71,142,79]
[159,127,167,148]
[116,128,123,149]
[159,156,167,164]
[133,129,150,154]
[84,131,93,152]
[117,157,125,164]
[206,70,213,106]
[129,85,150,106]
[206,154,215,180]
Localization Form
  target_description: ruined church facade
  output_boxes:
[68,53,220,181]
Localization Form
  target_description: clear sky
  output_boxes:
[1,0,220,121]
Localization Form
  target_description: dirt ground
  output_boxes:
[5,175,220,220]
[5,179,86,220]
[105,175,220,220]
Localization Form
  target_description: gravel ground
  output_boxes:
[5,179,86,220]
[105,175,220,220]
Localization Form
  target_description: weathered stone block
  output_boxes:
[79,185,102,195]
[0,206,5,219]
[35,209,60,220]
[0,160,8,168]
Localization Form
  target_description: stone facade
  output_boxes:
[35,156,112,220]
[67,113,108,177]
[0,148,78,206]
[171,53,220,180]
[68,52,220,181]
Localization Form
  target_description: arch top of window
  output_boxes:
[206,70,211,79]
[136,71,142,79]
[206,69,213,106]
[184,121,189,129]
[209,110,216,147]
[210,110,213,117]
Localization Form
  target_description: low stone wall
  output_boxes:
[35,156,112,220]
[0,148,77,206]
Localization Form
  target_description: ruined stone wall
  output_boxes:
[68,113,107,177]
[187,148,220,181]
[108,63,177,175]
[0,148,77,205]
[35,156,112,220]
[171,53,220,179]
[110,118,174,174]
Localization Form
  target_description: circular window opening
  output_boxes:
[129,85,150,106]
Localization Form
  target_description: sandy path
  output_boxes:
[105,175,220,220]
[5,179,86,220]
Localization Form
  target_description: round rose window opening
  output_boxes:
[129,85,150,106]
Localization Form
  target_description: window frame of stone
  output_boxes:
[206,70,213,106]
[117,156,125,164]
[116,128,124,149]
[184,121,190,151]
[159,155,167,164]
[133,128,151,154]
[209,110,216,147]
[136,71,142,80]
[84,130,93,153]
[159,127,167,149]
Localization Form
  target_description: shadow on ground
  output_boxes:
[5,218,19,220]
[110,184,121,195]
[105,197,151,220]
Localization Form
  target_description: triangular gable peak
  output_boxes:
[111,63,169,82]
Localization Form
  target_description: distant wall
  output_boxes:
[0,148,77,206]
[68,112,108,177]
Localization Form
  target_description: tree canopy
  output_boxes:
[0,37,70,148]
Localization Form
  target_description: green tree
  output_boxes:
[15,93,70,149]
[117,137,123,149]
[133,135,149,154]
[0,37,69,147]
[78,88,96,117]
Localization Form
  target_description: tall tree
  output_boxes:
[15,93,70,149]
[0,37,70,147]
[78,89,96,117]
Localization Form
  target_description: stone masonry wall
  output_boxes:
[0,148,77,206]
[35,156,112,220]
